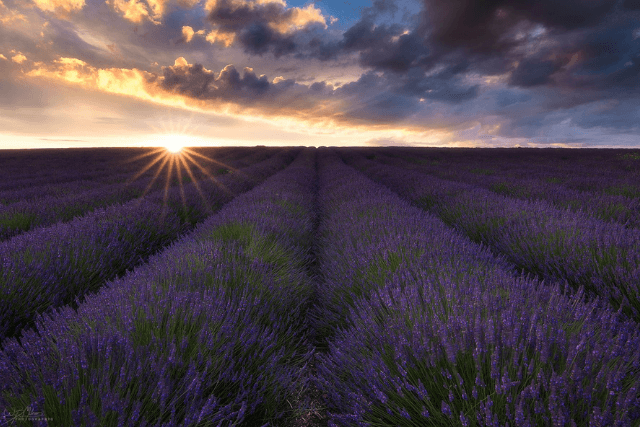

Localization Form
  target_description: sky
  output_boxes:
[1,0,640,149]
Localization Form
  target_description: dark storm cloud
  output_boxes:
[623,0,640,10]
[161,61,270,101]
[205,0,326,56]
[340,90,421,122]
[341,20,431,72]
[208,0,296,32]
[495,90,532,108]
[157,60,433,124]
[398,66,478,103]
[509,58,560,87]
[578,24,639,73]
[238,22,297,57]
[420,0,618,52]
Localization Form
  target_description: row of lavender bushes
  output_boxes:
[0,148,178,193]
[0,149,297,346]
[371,147,640,198]
[0,146,251,206]
[0,147,266,241]
[313,150,640,426]
[340,150,640,322]
[368,149,640,229]
[0,146,260,202]
[0,149,318,425]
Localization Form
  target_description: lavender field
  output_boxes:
[1,147,639,426]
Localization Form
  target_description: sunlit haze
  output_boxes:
[1,0,639,148]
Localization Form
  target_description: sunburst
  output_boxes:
[121,117,239,219]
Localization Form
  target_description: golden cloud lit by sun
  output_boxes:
[106,0,158,24]
[205,28,236,47]
[268,4,327,33]
[0,0,27,24]
[31,0,85,16]
[21,55,461,146]
[11,52,27,64]
[181,26,205,43]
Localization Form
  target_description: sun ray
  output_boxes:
[182,148,239,173]
[138,152,172,203]
[124,129,237,227]
[127,150,166,184]
[161,154,176,219]
[181,150,232,196]
[178,153,211,213]
[124,147,165,164]
[175,155,188,218]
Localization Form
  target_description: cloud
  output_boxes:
[0,0,26,24]
[202,28,234,46]
[419,0,617,53]
[339,20,431,72]
[31,0,85,17]
[205,0,330,54]
[26,57,162,104]
[509,58,560,87]
[5,0,640,147]
[107,0,158,24]
[11,52,26,63]
[206,0,327,34]
[106,0,201,24]
[181,25,204,42]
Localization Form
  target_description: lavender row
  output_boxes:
[0,148,267,241]
[313,150,640,425]
[0,149,297,345]
[0,149,255,206]
[0,148,168,192]
[368,149,640,229]
[0,149,318,426]
[0,146,252,194]
[341,150,640,322]
[369,147,640,198]
[0,146,259,207]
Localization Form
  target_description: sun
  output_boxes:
[166,142,183,153]
[157,134,186,154]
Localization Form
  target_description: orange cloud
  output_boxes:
[11,53,27,64]
[107,0,156,24]
[0,0,27,24]
[26,57,160,100]
[181,26,205,43]
[205,28,235,47]
[31,0,85,16]
[22,56,445,142]
[182,25,195,42]
[107,0,201,24]
[269,3,326,34]
[204,0,329,46]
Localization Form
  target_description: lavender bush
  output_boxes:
[314,150,640,426]
[0,149,318,425]
[368,149,640,229]
[0,149,297,345]
[341,150,640,322]
[0,147,270,241]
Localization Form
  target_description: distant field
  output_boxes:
[1,147,639,426]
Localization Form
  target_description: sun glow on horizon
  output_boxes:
[123,143,238,221]
[152,134,188,153]
[166,142,183,153]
